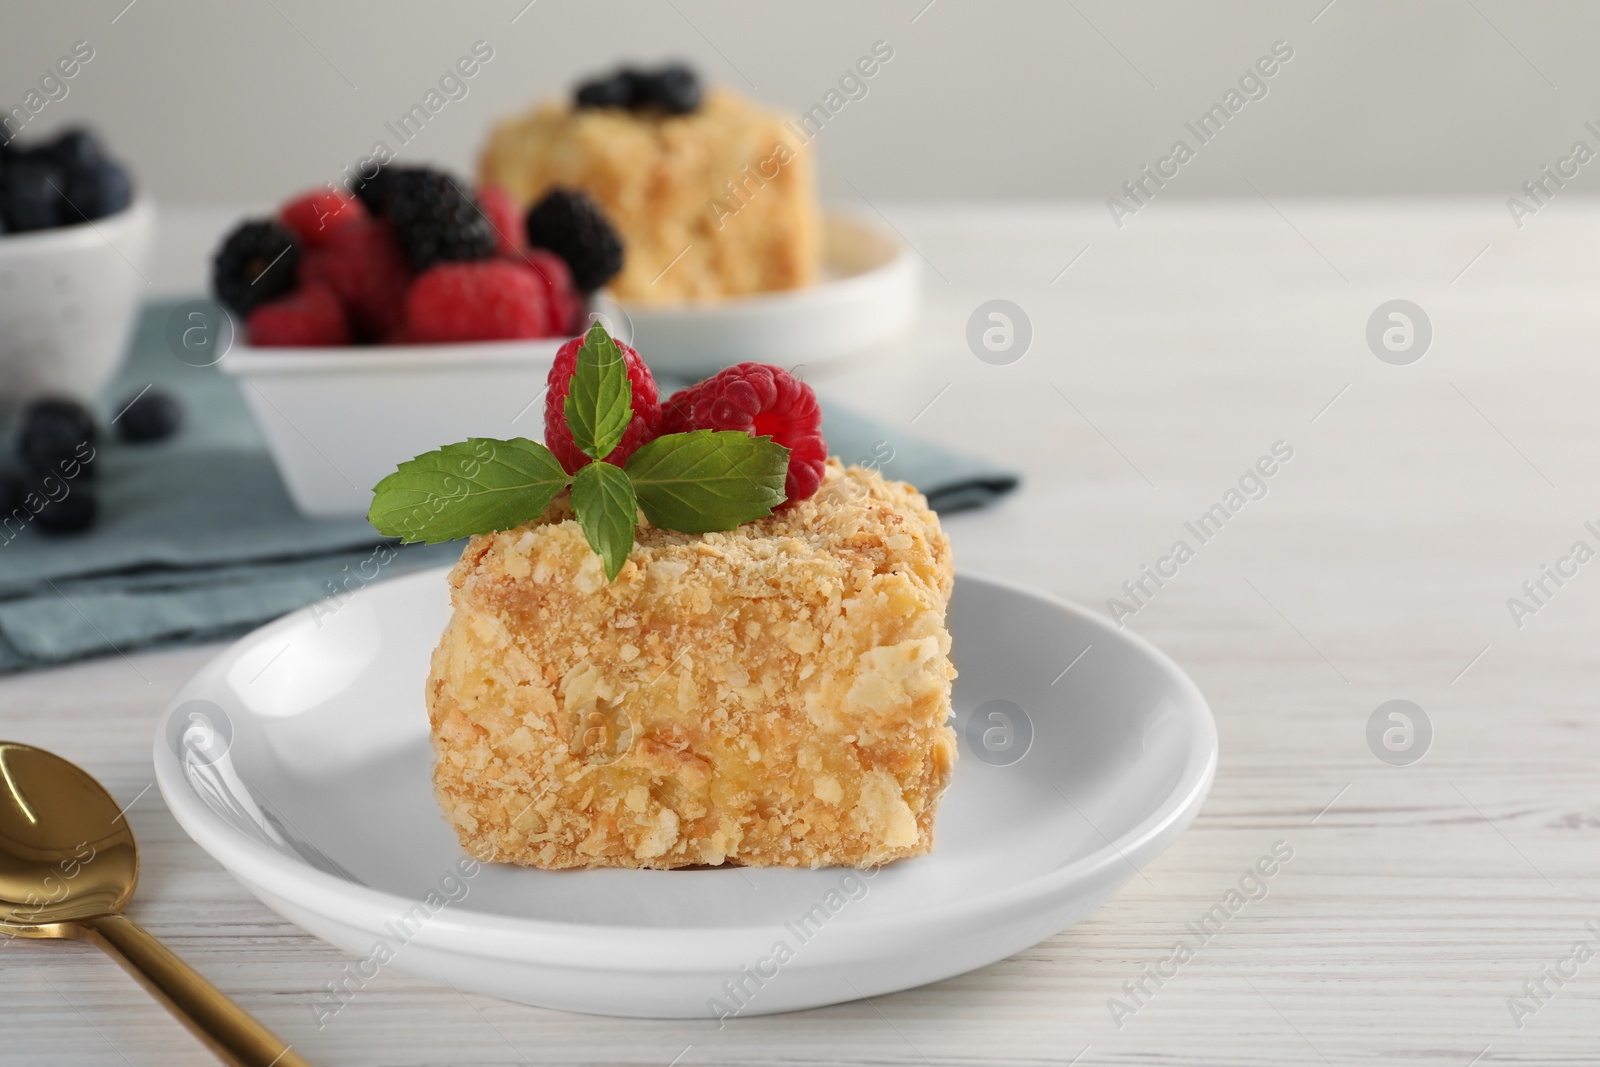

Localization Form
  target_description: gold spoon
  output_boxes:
[0,741,313,1067]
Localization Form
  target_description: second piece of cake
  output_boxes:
[479,73,819,305]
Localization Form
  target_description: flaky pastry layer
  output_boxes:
[427,462,956,869]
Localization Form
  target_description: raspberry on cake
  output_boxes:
[426,461,957,869]
[661,362,827,504]
[542,332,661,473]
[479,79,819,305]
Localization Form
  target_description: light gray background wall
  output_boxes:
[2,0,1595,204]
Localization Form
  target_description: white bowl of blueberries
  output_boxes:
[0,128,170,536]
[0,127,152,417]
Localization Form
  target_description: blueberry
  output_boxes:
[49,128,103,177]
[31,480,97,535]
[115,388,182,443]
[64,159,132,220]
[636,64,701,114]
[0,469,22,519]
[575,70,636,109]
[0,158,63,231]
[18,398,98,479]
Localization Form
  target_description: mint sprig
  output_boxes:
[367,325,795,580]
[368,438,570,544]
[571,460,638,580]
[626,430,788,533]
[565,322,633,461]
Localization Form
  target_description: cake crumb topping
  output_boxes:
[426,461,957,869]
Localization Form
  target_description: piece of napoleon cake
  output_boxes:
[369,327,956,869]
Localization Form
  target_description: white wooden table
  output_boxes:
[4,201,1598,1066]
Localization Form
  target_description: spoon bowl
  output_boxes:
[0,741,139,929]
[0,741,312,1067]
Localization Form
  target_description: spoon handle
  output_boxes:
[75,913,315,1067]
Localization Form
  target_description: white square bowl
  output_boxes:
[218,338,564,518]
[217,210,918,520]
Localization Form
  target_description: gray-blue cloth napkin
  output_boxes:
[0,302,1016,671]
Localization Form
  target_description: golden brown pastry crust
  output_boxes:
[427,461,956,869]
[478,88,819,305]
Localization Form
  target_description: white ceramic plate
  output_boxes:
[153,569,1215,1019]
[618,211,920,377]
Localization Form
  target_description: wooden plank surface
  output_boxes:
[2,201,1597,1066]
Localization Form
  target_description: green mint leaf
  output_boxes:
[624,430,789,533]
[369,438,571,544]
[564,322,633,462]
[570,460,637,581]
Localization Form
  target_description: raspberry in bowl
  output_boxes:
[211,165,625,517]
